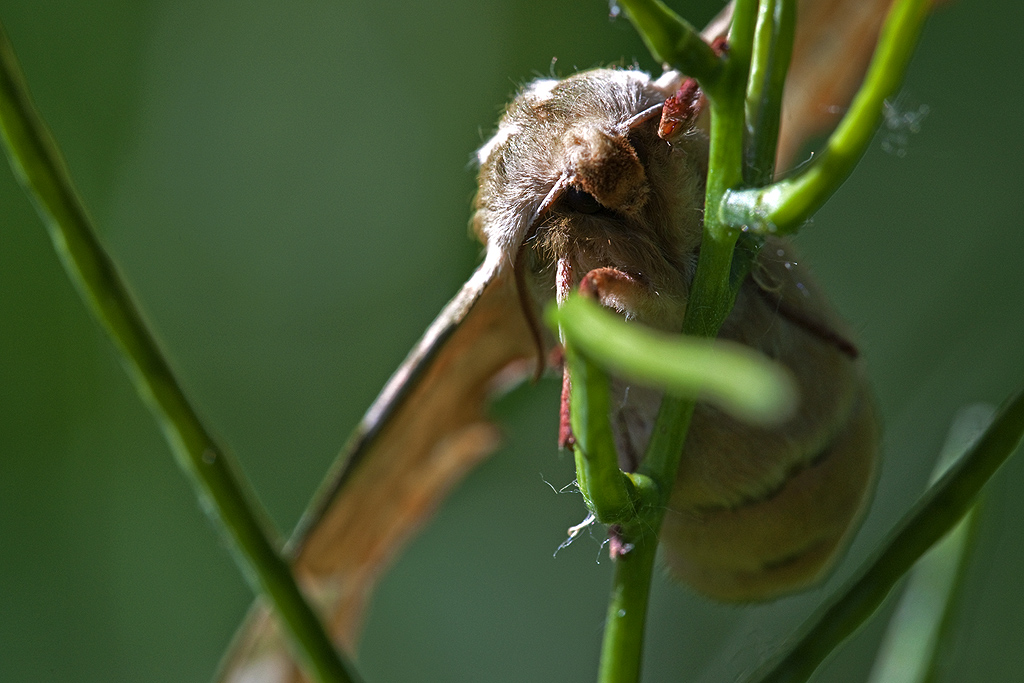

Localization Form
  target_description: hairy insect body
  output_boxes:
[475,71,704,330]
[476,68,878,601]
[219,5,900,675]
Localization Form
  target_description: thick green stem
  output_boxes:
[686,0,758,337]
[720,0,929,234]
[0,23,359,683]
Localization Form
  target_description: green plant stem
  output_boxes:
[615,0,724,88]
[683,0,758,340]
[565,344,638,524]
[746,389,1024,683]
[551,296,796,426]
[743,0,795,185]
[556,298,697,683]
[597,532,659,683]
[867,405,990,683]
[0,23,359,683]
[576,4,768,681]
[591,391,694,683]
[704,0,756,223]
[720,0,929,234]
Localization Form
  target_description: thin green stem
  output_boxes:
[743,0,795,186]
[555,310,662,683]
[569,5,766,681]
[746,389,1024,683]
[637,396,695,505]
[565,344,639,524]
[597,532,659,683]
[720,0,929,234]
[867,405,990,683]
[684,0,759,339]
[616,0,724,88]
[0,23,359,683]
[572,4,766,680]
[704,0,757,218]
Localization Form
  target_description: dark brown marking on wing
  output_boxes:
[754,283,859,359]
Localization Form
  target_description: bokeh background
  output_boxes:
[2,1,1023,681]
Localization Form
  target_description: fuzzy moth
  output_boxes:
[219,1,902,680]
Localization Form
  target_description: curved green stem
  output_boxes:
[616,0,724,88]
[720,0,929,234]
[0,22,359,683]
[746,390,1024,683]
[551,296,796,426]
[564,343,639,524]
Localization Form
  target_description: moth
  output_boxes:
[220,1,897,680]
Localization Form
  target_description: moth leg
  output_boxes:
[579,267,646,312]
[514,242,548,380]
[559,266,656,458]
[559,363,575,449]
[577,267,658,474]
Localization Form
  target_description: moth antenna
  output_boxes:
[514,241,547,381]
[510,175,573,382]
[527,174,571,230]
[621,103,664,131]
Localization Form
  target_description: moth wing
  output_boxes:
[217,260,537,683]
[779,0,907,166]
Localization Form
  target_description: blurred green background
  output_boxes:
[2,1,1022,681]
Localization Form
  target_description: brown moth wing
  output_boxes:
[661,239,878,601]
[217,263,536,683]
[778,0,901,166]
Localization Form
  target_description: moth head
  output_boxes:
[473,69,707,274]
[564,125,649,215]
[471,68,709,359]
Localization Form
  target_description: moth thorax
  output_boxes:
[567,127,648,214]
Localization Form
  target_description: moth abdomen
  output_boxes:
[659,245,878,601]
[662,387,877,601]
